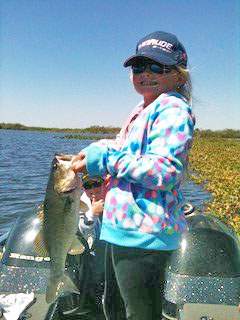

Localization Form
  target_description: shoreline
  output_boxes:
[1,124,240,138]
[0,123,121,135]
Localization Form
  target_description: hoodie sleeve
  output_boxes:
[85,104,195,191]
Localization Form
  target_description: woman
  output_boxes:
[71,31,195,319]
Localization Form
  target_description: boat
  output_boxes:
[0,208,105,320]
[103,207,240,320]
[162,212,240,320]
[0,205,239,320]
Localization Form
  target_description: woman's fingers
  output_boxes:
[71,153,87,173]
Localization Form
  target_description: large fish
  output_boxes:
[35,154,87,304]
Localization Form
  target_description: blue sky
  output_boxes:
[1,0,239,130]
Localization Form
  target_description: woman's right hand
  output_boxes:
[71,152,87,173]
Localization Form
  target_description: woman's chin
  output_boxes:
[134,85,163,98]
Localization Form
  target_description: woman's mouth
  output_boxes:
[140,81,159,86]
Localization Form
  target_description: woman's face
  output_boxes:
[84,185,105,201]
[131,62,184,103]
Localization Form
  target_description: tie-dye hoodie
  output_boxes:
[83,92,195,250]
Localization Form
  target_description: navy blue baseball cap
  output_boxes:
[124,31,188,67]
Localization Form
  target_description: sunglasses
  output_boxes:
[82,179,104,190]
[131,62,173,75]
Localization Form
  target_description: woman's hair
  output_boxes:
[175,65,192,105]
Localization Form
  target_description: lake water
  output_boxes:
[0,129,211,235]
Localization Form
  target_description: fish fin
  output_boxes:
[34,230,49,257]
[68,236,85,255]
[33,207,49,257]
[46,274,79,304]
[79,200,88,212]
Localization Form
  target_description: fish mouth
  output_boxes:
[52,154,74,169]
[61,187,76,194]
[52,153,81,195]
[55,154,74,161]
[55,184,77,194]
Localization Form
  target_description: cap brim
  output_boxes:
[123,53,177,67]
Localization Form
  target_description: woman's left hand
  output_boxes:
[71,152,87,173]
[91,197,104,216]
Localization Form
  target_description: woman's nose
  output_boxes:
[145,65,154,74]
[143,68,152,76]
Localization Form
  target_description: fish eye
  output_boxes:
[53,163,61,172]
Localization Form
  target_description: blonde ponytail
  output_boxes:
[176,66,192,105]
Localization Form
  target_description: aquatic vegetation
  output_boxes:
[62,134,115,140]
[189,136,240,235]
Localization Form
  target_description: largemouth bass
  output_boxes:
[35,154,87,304]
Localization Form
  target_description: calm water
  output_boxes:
[0,129,211,235]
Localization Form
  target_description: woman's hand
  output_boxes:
[71,152,87,173]
[91,197,104,216]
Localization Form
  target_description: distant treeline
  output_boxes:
[1,123,239,138]
[194,128,240,139]
[0,123,121,134]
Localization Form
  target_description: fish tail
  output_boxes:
[46,274,80,304]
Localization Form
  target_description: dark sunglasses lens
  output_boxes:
[132,64,146,74]
[83,180,102,190]
[150,64,165,74]
[82,181,91,189]
[132,63,172,74]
